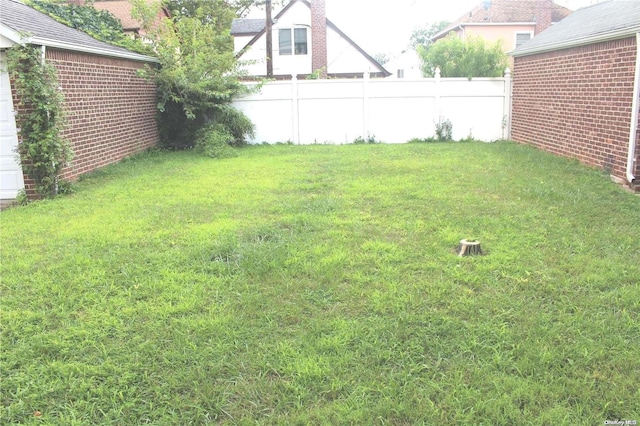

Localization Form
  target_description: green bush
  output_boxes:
[158,104,254,150]
[419,33,507,79]
[353,134,379,144]
[7,44,72,198]
[214,105,255,147]
[435,118,453,141]
[407,137,437,143]
[195,123,238,158]
[157,100,204,150]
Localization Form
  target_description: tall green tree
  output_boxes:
[165,0,285,21]
[410,21,449,50]
[152,8,251,148]
[418,33,507,79]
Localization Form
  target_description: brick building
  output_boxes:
[432,0,572,56]
[510,0,640,189]
[0,0,159,200]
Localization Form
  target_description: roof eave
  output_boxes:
[34,37,159,62]
[0,23,23,44]
[0,24,158,63]
[512,26,640,57]
[459,22,536,27]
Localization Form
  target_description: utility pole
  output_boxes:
[266,0,273,77]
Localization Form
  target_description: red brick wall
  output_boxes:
[47,49,159,181]
[14,49,158,195]
[511,37,637,182]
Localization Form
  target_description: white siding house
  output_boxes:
[232,0,389,79]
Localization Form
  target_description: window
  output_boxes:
[279,28,308,55]
[515,32,533,49]
[294,28,308,55]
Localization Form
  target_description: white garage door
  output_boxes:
[0,51,24,200]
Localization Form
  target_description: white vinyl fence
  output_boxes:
[233,71,512,144]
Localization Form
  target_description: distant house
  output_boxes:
[232,0,390,79]
[432,0,572,54]
[91,0,170,39]
[384,50,423,79]
[0,0,158,200]
[510,0,640,189]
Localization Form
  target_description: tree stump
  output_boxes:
[457,239,482,257]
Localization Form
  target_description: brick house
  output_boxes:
[232,0,390,79]
[0,0,159,200]
[91,0,170,39]
[432,0,572,66]
[510,0,640,189]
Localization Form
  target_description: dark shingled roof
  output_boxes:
[434,0,572,40]
[231,18,266,36]
[512,0,640,56]
[0,0,155,61]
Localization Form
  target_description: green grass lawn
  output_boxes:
[1,141,639,424]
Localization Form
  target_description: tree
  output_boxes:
[373,53,390,66]
[410,21,449,50]
[418,33,507,79]
[152,9,251,148]
[165,0,285,21]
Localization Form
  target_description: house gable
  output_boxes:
[434,0,572,40]
[234,0,389,78]
[92,0,170,37]
[432,0,572,54]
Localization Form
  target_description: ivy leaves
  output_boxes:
[7,45,72,197]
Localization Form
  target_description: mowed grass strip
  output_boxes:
[1,142,639,425]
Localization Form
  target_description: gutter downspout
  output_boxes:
[626,32,640,184]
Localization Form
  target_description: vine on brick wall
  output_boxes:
[7,44,73,198]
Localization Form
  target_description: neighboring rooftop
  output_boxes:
[231,18,266,36]
[434,0,572,39]
[0,0,155,61]
[93,0,141,32]
[512,0,640,56]
[92,0,170,34]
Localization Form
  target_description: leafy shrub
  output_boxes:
[7,44,72,198]
[158,104,254,150]
[435,118,453,141]
[195,124,238,159]
[158,100,205,150]
[419,33,507,79]
[213,105,255,147]
[407,137,437,143]
[353,134,379,144]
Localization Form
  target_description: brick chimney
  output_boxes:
[535,0,553,35]
[310,0,328,78]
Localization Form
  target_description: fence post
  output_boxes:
[362,71,371,138]
[291,74,299,144]
[434,67,441,122]
[503,68,512,140]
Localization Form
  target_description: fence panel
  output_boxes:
[233,72,512,144]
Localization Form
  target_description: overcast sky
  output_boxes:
[250,0,605,56]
